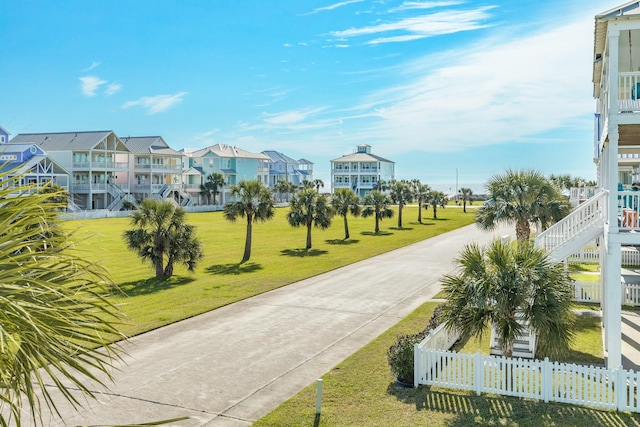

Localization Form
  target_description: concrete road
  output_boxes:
[37,223,510,426]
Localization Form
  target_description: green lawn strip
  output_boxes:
[62,206,476,339]
[255,303,635,427]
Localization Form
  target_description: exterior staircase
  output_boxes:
[490,313,536,359]
[107,183,138,211]
[534,189,607,262]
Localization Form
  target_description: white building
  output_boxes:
[330,144,394,197]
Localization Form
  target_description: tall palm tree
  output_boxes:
[476,169,571,242]
[459,187,473,213]
[224,180,276,262]
[330,188,361,239]
[425,190,447,219]
[411,180,431,224]
[389,180,413,229]
[273,179,288,203]
[287,188,334,249]
[361,190,394,233]
[440,240,574,359]
[313,178,325,193]
[123,199,203,278]
[0,171,124,425]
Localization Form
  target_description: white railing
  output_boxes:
[573,280,640,306]
[417,323,460,351]
[568,246,640,266]
[414,349,640,412]
[535,190,606,254]
[569,187,597,207]
[619,72,640,112]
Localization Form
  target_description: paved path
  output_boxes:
[38,223,510,426]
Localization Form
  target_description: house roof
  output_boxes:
[330,152,394,163]
[298,158,313,165]
[1,143,45,156]
[0,155,70,175]
[9,131,128,151]
[183,167,204,176]
[122,136,181,156]
[189,143,269,160]
[262,150,298,164]
[593,1,640,96]
[0,126,10,135]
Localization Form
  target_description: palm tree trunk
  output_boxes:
[243,215,253,262]
[463,200,467,213]
[163,261,174,278]
[375,212,380,233]
[343,215,350,239]
[306,222,312,249]
[433,205,438,219]
[155,258,164,278]
[418,201,422,223]
[515,219,530,242]
[398,203,403,228]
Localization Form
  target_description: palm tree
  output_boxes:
[273,179,288,203]
[124,199,204,278]
[411,180,431,223]
[373,179,388,192]
[389,180,413,228]
[425,190,447,219]
[287,188,334,249]
[300,179,315,190]
[0,171,124,425]
[224,180,276,262]
[476,169,571,242]
[330,188,361,239]
[361,190,394,233]
[459,187,473,213]
[440,240,574,359]
[207,172,225,204]
[313,178,325,193]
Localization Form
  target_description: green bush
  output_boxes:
[386,334,422,385]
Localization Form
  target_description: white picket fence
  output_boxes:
[568,246,640,266]
[414,349,640,412]
[573,280,640,306]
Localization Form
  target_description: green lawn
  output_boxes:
[254,302,632,427]
[63,205,476,338]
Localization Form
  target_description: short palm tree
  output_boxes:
[373,179,388,192]
[476,169,571,242]
[273,180,288,203]
[224,180,276,262]
[440,240,575,359]
[389,180,413,228]
[123,199,204,278]
[313,178,325,193]
[426,190,447,219]
[0,171,124,425]
[206,172,225,204]
[411,180,431,223]
[361,190,394,233]
[287,188,334,249]
[459,187,473,213]
[330,188,361,239]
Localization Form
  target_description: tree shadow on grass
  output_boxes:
[389,226,414,231]
[118,276,195,297]
[361,231,394,236]
[325,239,360,245]
[206,262,263,275]
[386,384,640,426]
[409,221,436,226]
[280,248,328,257]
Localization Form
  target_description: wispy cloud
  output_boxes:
[389,1,464,12]
[83,61,101,72]
[122,92,188,114]
[305,0,364,15]
[105,83,122,96]
[330,6,495,44]
[79,76,107,97]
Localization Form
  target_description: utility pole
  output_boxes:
[455,168,459,203]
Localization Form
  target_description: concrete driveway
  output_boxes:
[38,223,510,426]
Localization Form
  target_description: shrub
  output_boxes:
[387,334,422,385]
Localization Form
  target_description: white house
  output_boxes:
[536,1,640,369]
[330,144,395,198]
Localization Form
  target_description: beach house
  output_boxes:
[330,144,395,197]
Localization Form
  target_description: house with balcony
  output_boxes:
[330,144,394,197]
[0,141,71,198]
[121,136,191,206]
[182,144,270,204]
[9,131,133,210]
[535,1,640,369]
[262,150,314,187]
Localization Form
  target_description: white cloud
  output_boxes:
[305,0,364,15]
[330,7,495,43]
[105,83,122,96]
[389,1,464,12]
[122,92,188,114]
[83,61,101,71]
[79,76,107,97]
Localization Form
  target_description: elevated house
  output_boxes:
[183,144,270,204]
[330,144,395,198]
[262,150,314,187]
[536,1,640,369]
[9,131,133,210]
[122,136,191,206]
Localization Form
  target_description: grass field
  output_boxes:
[62,205,476,338]
[254,302,630,427]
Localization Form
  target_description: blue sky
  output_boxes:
[1,0,612,193]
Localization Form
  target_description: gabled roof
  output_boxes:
[262,150,298,164]
[183,167,204,176]
[0,143,45,157]
[593,1,640,95]
[9,131,128,151]
[190,143,269,160]
[0,126,10,135]
[298,158,313,165]
[331,152,394,163]
[0,154,70,175]
[122,136,181,156]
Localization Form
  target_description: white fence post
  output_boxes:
[616,366,626,411]
[414,343,420,388]
[474,351,483,396]
[542,357,551,403]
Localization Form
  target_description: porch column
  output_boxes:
[603,240,622,369]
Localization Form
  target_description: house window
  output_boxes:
[0,136,4,143]
[209,159,214,168]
